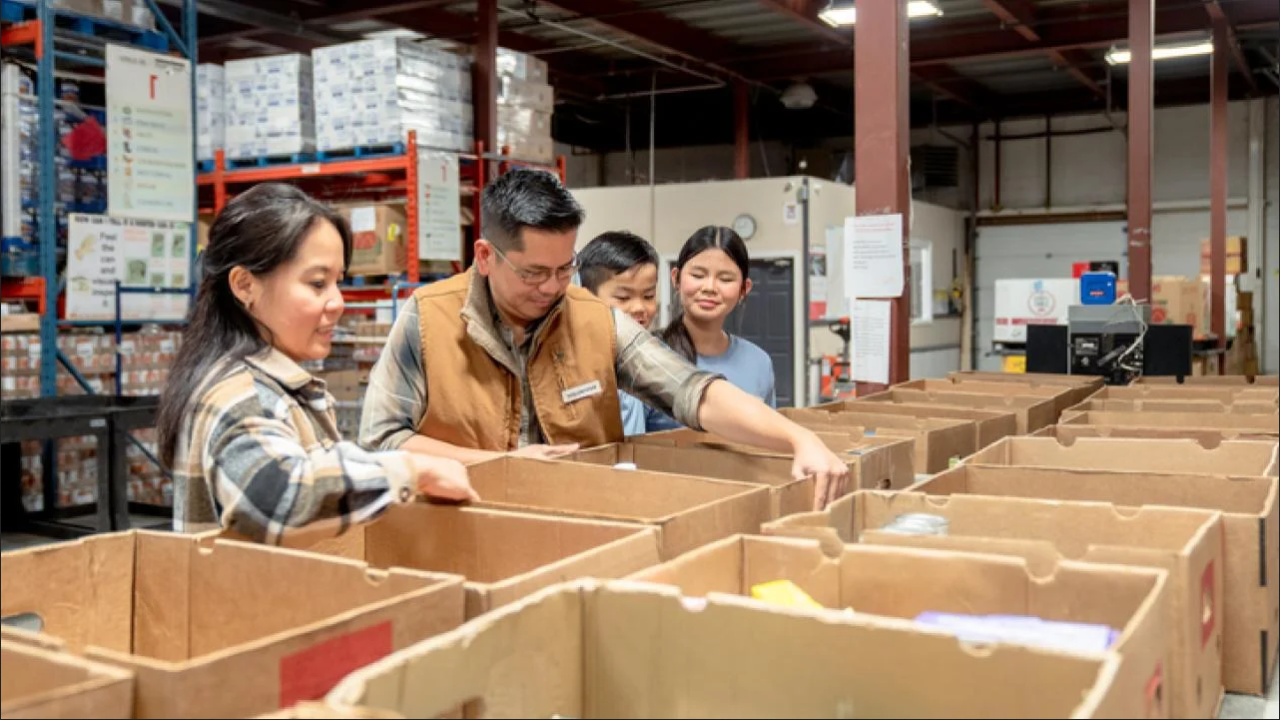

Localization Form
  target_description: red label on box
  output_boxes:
[1145,662,1165,718]
[352,230,378,251]
[1200,561,1216,648]
[278,621,393,708]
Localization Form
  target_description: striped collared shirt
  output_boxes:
[172,347,415,544]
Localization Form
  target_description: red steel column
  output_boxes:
[734,79,749,179]
[475,0,498,176]
[855,0,911,388]
[1210,17,1229,368]
[1126,0,1154,303]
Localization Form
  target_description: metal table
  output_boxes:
[1,396,164,538]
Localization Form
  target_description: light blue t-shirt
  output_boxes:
[644,335,775,433]
[619,391,647,436]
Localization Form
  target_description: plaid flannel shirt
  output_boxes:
[360,275,719,451]
[172,348,415,544]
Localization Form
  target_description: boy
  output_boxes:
[577,231,660,436]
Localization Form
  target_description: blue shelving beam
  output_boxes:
[4,0,197,501]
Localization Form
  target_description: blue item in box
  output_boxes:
[1080,272,1117,305]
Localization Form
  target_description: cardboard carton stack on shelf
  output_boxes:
[496,48,554,163]
[312,39,473,154]
[1,329,181,511]
[196,64,226,163]
[224,54,315,160]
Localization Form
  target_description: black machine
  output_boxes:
[1027,304,1193,385]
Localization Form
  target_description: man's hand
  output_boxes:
[508,443,581,460]
[791,438,851,510]
[411,455,480,502]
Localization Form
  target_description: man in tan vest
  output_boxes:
[361,169,849,508]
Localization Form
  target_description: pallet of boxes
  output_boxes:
[496,49,554,163]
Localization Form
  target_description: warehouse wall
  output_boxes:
[1267,98,1279,374]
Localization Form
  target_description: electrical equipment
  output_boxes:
[1027,302,1192,385]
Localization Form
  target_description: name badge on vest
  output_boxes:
[562,380,603,405]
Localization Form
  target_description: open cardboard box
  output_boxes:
[1064,398,1279,416]
[256,703,403,719]
[224,504,663,621]
[631,535,1170,718]
[1032,424,1278,444]
[1087,386,1279,404]
[327,580,1135,719]
[813,400,1019,450]
[895,378,1082,421]
[966,435,1279,477]
[465,456,771,560]
[2,639,134,719]
[0,532,466,719]
[1135,376,1279,387]
[781,408,975,473]
[1060,410,1280,436]
[917,459,1279,696]
[945,371,1105,416]
[629,429,916,492]
[763,491,1224,720]
[567,443,814,519]
[859,388,1057,434]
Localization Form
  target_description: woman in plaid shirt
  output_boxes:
[157,184,476,545]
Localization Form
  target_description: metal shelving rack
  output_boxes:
[1,0,195,533]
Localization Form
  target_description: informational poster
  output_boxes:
[851,299,892,385]
[844,214,905,300]
[106,45,194,222]
[65,214,191,321]
[417,149,462,261]
[808,243,827,320]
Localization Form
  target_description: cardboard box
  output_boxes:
[895,377,1080,422]
[327,580,1135,719]
[1151,277,1208,337]
[632,535,1170,718]
[630,429,916,491]
[1084,385,1279,404]
[782,408,975,473]
[0,314,40,334]
[256,704,402,719]
[859,388,1057,434]
[1199,236,1247,276]
[1060,410,1280,436]
[230,504,663,620]
[465,457,771,560]
[1,640,134,719]
[1032,424,1278,445]
[1064,398,1279,416]
[1136,375,1280,388]
[818,399,1019,449]
[763,491,1224,720]
[0,532,465,719]
[967,435,1279,477]
[568,443,815,519]
[915,461,1278,695]
[341,204,406,277]
[947,370,1105,411]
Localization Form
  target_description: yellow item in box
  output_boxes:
[1002,355,1027,374]
[750,580,823,610]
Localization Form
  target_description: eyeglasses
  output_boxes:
[492,245,579,286]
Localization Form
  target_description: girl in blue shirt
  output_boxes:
[647,226,775,432]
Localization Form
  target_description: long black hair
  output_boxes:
[661,225,750,363]
[157,183,351,468]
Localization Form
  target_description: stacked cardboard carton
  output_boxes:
[196,64,226,162]
[496,48,554,162]
[312,39,472,154]
[224,54,315,160]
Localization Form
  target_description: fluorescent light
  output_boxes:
[819,1,942,27]
[363,28,426,40]
[1106,40,1214,65]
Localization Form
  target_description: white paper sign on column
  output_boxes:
[418,149,462,262]
[851,299,892,385]
[66,214,191,321]
[106,45,194,223]
[844,214,905,300]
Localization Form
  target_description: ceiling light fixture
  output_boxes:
[1105,40,1214,65]
[780,81,818,110]
[818,0,942,27]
